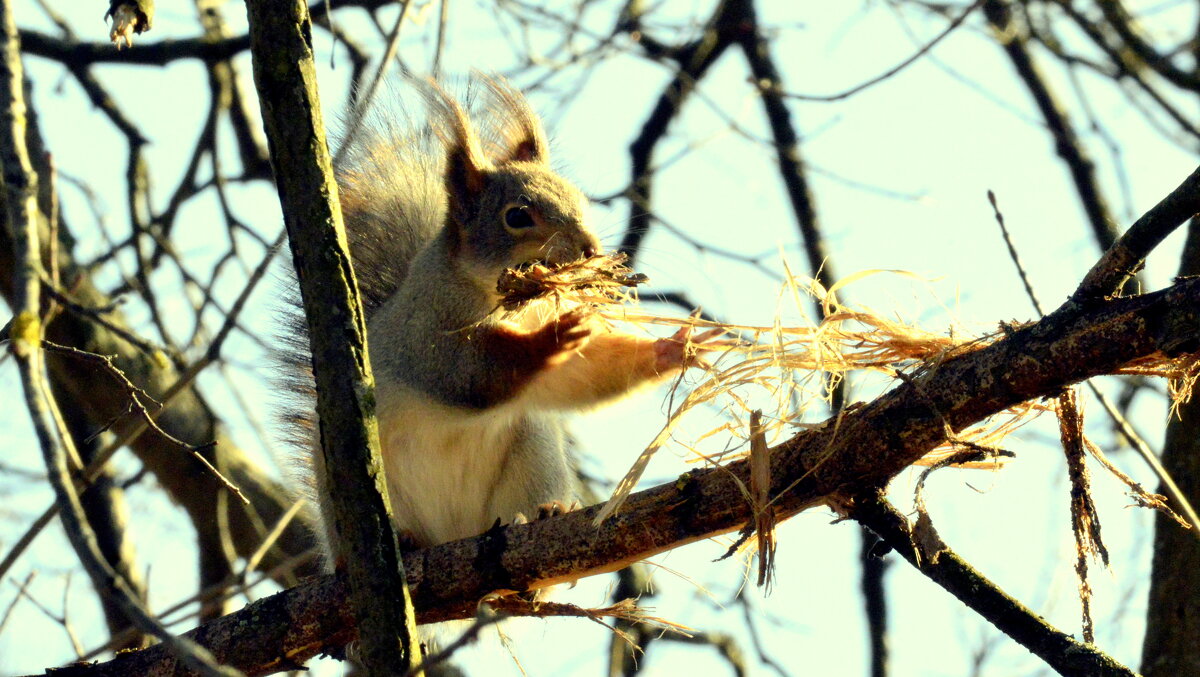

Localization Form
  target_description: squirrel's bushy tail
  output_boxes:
[333,88,446,317]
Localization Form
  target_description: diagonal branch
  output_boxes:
[617,0,742,261]
[735,0,832,294]
[0,1,236,673]
[58,267,1200,676]
[850,493,1135,677]
[1075,164,1200,299]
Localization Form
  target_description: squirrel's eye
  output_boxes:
[504,206,534,230]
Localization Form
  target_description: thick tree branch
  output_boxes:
[58,270,1200,676]
[19,28,249,66]
[18,0,392,67]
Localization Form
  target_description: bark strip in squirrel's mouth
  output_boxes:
[496,253,648,311]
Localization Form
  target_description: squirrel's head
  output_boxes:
[428,78,600,285]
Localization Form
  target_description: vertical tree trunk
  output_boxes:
[1141,216,1200,676]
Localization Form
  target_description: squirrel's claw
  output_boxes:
[511,500,578,528]
[655,323,729,372]
[534,500,579,520]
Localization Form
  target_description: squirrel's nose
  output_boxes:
[581,235,601,259]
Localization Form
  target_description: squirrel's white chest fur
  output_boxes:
[375,385,575,547]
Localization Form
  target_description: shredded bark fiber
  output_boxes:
[500,254,1199,533]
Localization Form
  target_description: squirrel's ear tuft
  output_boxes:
[445,141,487,224]
[482,76,549,165]
[425,79,490,225]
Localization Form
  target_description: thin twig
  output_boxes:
[1089,387,1200,535]
[986,190,1044,315]
[241,499,307,578]
[782,0,983,102]
[42,344,247,506]
[333,0,411,165]
[0,572,35,636]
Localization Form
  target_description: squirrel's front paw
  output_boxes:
[488,309,593,376]
[534,309,593,365]
[654,324,728,372]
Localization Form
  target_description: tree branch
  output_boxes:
[850,493,1136,677]
[617,0,741,261]
[56,268,1200,676]
[735,0,834,294]
[18,0,394,67]
[0,1,236,673]
[983,0,1122,254]
[0,95,320,603]
[1075,164,1200,299]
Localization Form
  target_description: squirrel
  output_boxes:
[280,77,716,558]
